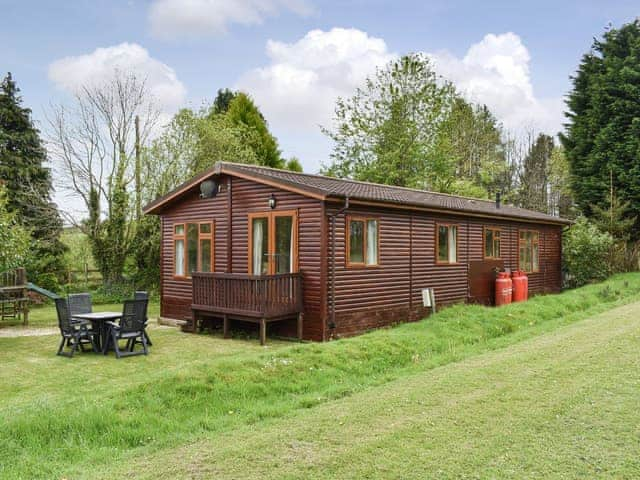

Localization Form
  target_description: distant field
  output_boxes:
[1,273,640,479]
[60,226,101,286]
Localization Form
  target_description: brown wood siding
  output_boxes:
[160,178,230,321]
[157,172,562,342]
[327,204,563,338]
[159,175,324,340]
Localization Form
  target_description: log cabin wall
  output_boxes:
[158,171,562,342]
[326,204,563,339]
[159,174,325,340]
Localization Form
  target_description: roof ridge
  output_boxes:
[221,161,507,207]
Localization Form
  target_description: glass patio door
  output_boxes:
[249,210,298,275]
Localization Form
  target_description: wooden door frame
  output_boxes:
[248,210,299,275]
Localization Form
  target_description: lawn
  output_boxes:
[107,298,640,479]
[1,273,640,479]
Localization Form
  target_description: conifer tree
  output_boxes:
[0,72,65,284]
[519,134,553,213]
[561,20,640,239]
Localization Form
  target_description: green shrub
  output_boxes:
[130,216,161,290]
[32,272,61,293]
[0,185,30,271]
[563,217,613,287]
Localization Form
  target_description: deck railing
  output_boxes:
[0,268,26,288]
[191,272,303,318]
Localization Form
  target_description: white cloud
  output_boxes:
[149,0,314,39]
[236,28,396,132]
[429,32,563,135]
[236,29,563,146]
[48,42,187,114]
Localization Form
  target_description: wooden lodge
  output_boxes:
[144,162,570,343]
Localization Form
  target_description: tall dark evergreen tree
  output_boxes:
[225,93,283,168]
[212,88,237,115]
[519,134,553,213]
[560,20,640,239]
[0,72,65,285]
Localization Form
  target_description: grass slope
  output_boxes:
[1,273,640,478]
[109,299,640,479]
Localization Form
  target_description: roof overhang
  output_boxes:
[143,163,327,215]
[324,196,572,226]
[144,162,571,226]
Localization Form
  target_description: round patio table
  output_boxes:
[72,311,121,351]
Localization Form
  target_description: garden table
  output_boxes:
[72,311,121,351]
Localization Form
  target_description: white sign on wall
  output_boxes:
[422,288,432,307]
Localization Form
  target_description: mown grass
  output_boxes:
[1,273,640,479]
[102,298,640,479]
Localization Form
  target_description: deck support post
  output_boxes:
[297,313,303,340]
[223,315,229,338]
[260,318,266,346]
[22,288,28,326]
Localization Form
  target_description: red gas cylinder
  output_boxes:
[495,271,513,306]
[512,270,528,302]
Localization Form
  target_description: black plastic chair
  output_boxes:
[68,293,92,315]
[131,291,152,347]
[103,299,149,359]
[68,293,97,344]
[55,298,97,358]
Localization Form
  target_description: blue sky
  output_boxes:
[1,0,638,210]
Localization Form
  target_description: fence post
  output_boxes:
[16,268,26,286]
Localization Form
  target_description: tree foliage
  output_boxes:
[322,54,510,199]
[563,217,614,287]
[0,185,30,272]
[561,20,640,240]
[518,133,553,212]
[47,72,160,286]
[432,98,508,197]
[322,54,456,187]
[284,156,303,172]
[0,72,66,281]
[212,88,236,115]
[547,146,574,218]
[225,93,282,168]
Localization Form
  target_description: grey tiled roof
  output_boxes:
[145,161,570,225]
[223,163,570,225]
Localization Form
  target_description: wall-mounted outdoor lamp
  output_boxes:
[268,193,277,209]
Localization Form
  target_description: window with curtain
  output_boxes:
[484,228,501,259]
[174,224,185,276]
[173,221,214,276]
[251,217,269,275]
[249,211,297,275]
[519,230,539,272]
[437,224,458,264]
[347,216,379,266]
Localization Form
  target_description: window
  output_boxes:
[174,224,185,276]
[173,221,214,277]
[346,216,379,266]
[519,230,539,272]
[248,210,298,275]
[436,224,458,264]
[484,227,501,259]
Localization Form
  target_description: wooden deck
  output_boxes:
[190,272,304,344]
